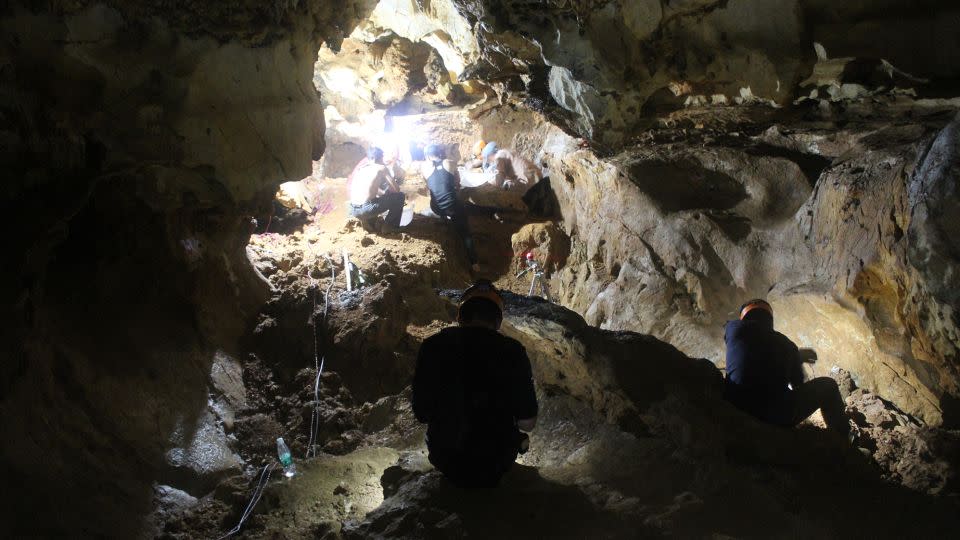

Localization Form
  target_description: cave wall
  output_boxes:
[348,0,960,426]
[2,0,959,533]
[365,0,960,146]
[0,1,376,536]
[534,112,960,426]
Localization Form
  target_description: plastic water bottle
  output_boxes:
[276,437,296,477]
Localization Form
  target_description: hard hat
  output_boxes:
[458,279,505,319]
[481,141,498,159]
[472,140,487,158]
[525,252,535,260]
[739,299,773,320]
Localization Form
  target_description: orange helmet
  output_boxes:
[472,140,487,159]
[458,279,504,321]
[739,299,773,320]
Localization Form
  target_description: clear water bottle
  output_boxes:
[276,437,296,477]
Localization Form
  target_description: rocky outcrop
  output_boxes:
[158,260,960,537]
[524,104,960,426]
[349,0,960,147]
[4,0,960,536]
[1,1,376,536]
[334,291,960,539]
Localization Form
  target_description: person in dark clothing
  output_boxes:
[422,144,478,269]
[724,299,850,438]
[412,280,538,487]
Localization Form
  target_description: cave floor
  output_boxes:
[153,167,959,539]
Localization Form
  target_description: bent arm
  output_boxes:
[785,341,805,389]
[446,160,461,190]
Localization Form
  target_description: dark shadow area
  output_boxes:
[940,393,960,429]
[347,465,645,538]
[255,200,310,234]
[705,210,753,241]
[626,159,748,213]
[522,176,562,218]
[746,143,833,186]
[2,177,220,537]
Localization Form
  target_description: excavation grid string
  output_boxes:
[307,259,334,458]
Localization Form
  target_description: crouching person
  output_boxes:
[723,299,851,440]
[348,147,405,232]
[412,280,538,487]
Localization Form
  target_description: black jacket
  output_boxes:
[723,319,803,424]
[412,326,538,456]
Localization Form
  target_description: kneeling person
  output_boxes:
[349,147,405,231]
[723,299,850,438]
[412,280,538,487]
[422,144,478,268]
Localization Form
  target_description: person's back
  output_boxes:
[724,318,801,424]
[348,147,405,230]
[723,299,851,439]
[421,144,477,268]
[424,159,459,213]
[412,281,537,487]
[349,161,387,206]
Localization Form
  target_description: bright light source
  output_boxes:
[324,68,358,96]
[385,114,426,162]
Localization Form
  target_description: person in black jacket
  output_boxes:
[412,280,538,487]
[422,144,478,271]
[724,299,850,438]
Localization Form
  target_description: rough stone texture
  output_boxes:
[353,0,960,147]
[333,291,959,539]
[527,105,960,427]
[0,1,376,537]
[511,221,571,272]
[165,246,960,537]
[5,0,960,536]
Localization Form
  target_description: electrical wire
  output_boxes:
[216,257,335,538]
[215,462,277,540]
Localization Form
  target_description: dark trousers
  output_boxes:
[791,377,849,436]
[428,446,519,488]
[432,200,477,264]
[726,377,849,436]
[351,192,405,227]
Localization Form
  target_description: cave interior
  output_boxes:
[3,1,960,538]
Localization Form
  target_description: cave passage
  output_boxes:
[4,1,960,538]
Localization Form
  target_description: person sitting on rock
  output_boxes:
[422,143,478,271]
[348,146,405,232]
[412,280,538,487]
[479,141,542,190]
[723,299,851,439]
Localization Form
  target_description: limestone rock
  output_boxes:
[510,222,571,272]
[165,409,243,493]
[209,350,248,429]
